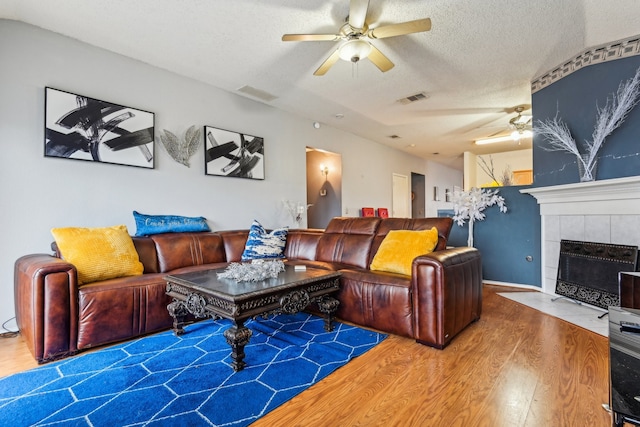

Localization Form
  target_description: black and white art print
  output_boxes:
[204,126,264,180]
[45,87,155,169]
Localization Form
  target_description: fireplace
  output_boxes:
[521,176,640,303]
[555,239,638,309]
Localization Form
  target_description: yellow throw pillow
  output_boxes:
[51,225,144,285]
[370,227,439,276]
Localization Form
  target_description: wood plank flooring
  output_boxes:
[0,285,615,426]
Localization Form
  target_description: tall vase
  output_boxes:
[467,220,474,247]
[577,154,598,182]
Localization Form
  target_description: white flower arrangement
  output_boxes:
[283,200,310,227]
[536,66,640,182]
[451,187,507,246]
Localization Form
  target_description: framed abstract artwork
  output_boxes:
[204,126,264,180]
[44,87,155,168]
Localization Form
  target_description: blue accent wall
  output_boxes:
[533,56,640,186]
[446,54,640,287]
[451,186,541,286]
[437,209,468,247]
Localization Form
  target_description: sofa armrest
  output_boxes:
[411,247,482,349]
[14,254,79,363]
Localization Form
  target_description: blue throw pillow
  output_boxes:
[241,220,288,261]
[133,211,211,236]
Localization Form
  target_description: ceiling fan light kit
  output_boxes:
[511,129,533,141]
[475,105,533,145]
[338,39,372,62]
[281,0,431,76]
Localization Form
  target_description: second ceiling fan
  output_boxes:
[282,0,432,76]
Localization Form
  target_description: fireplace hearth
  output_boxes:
[521,176,640,297]
[555,239,638,309]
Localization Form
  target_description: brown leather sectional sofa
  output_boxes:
[14,216,483,363]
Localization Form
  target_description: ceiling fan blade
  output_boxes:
[349,0,369,30]
[282,34,339,42]
[314,49,341,76]
[368,18,432,39]
[368,45,394,72]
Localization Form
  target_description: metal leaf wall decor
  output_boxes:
[159,125,201,167]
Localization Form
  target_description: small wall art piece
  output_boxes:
[158,125,201,168]
[45,87,154,168]
[361,207,375,217]
[204,125,264,180]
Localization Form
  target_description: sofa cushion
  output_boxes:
[219,230,250,262]
[133,210,210,236]
[336,268,414,338]
[151,232,226,273]
[77,273,172,349]
[51,225,143,285]
[284,229,323,260]
[241,220,288,261]
[316,217,381,269]
[370,228,438,276]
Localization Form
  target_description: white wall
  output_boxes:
[464,149,533,188]
[0,20,452,322]
[424,160,463,217]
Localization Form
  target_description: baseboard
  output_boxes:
[482,280,542,291]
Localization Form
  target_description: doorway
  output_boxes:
[411,172,425,218]
[392,173,410,218]
[306,148,342,229]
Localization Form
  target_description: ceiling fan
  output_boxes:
[475,106,533,145]
[282,0,432,76]
[508,106,533,141]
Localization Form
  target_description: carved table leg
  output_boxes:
[317,296,340,332]
[167,300,189,336]
[223,320,253,372]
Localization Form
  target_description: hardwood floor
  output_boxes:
[0,285,614,426]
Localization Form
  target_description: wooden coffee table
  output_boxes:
[165,264,341,371]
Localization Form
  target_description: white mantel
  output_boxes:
[521,176,640,215]
[521,176,640,294]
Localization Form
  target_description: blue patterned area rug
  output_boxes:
[0,313,385,426]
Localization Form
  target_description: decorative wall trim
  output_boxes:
[531,35,640,93]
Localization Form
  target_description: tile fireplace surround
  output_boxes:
[521,176,640,295]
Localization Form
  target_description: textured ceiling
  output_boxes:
[2,0,639,169]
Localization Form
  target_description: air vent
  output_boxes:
[388,135,401,139]
[397,92,429,105]
[236,85,278,102]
